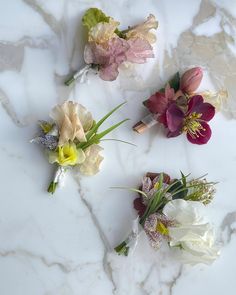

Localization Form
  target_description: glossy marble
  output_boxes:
[0,0,236,294]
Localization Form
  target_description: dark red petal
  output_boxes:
[167,129,182,138]
[158,112,167,127]
[196,102,215,121]
[133,197,146,217]
[166,103,184,132]
[187,121,212,144]
[187,95,204,114]
[146,92,168,114]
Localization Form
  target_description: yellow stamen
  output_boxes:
[183,112,205,139]
[156,222,169,236]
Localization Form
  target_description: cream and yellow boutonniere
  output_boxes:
[32,101,129,194]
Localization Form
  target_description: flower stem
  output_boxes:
[65,76,75,86]
[114,241,129,256]
[47,181,58,194]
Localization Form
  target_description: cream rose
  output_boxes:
[163,199,220,265]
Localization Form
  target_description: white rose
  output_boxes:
[163,199,220,265]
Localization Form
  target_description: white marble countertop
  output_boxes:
[1,0,236,294]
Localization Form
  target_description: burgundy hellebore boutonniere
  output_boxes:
[65,8,158,85]
[133,67,217,145]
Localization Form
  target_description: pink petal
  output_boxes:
[99,63,119,81]
[146,92,168,114]
[165,83,175,101]
[166,103,184,132]
[180,67,203,94]
[187,121,212,144]
[126,38,154,64]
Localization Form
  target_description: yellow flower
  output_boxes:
[48,142,86,167]
[88,18,120,44]
[126,14,158,44]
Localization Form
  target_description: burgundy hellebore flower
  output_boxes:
[180,67,203,94]
[167,95,215,144]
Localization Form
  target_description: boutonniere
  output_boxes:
[133,67,227,144]
[65,8,158,85]
[114,172,220,264]
[31,101,128,194]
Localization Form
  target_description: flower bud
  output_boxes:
[180,67,203,94]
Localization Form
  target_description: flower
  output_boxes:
[134,173,171,217]
[200,90,228,112]
[163,199,219,264]
[146,84,176,115]
[126,38,154,63]
[126,14,158,44]
[88,18,120,44]
[84,37,129,81]
[50,101,93,146]
[144,213,174,249]
[167,95,215,144]
[187,179,216,205]
[180,67,203,94]
[79,144,104,175]
[48,142,86,167]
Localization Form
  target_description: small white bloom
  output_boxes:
[163,199,220,265]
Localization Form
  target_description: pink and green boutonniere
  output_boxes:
[65,8,158,85]
[133,67,226,144]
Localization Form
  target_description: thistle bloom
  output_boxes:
[167,95,215,144]
[180,67,203,94]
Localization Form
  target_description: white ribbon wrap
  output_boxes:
[73,64,92,83]
[141,113,158,128]
[125,218,141,252]
[53,166,66,187]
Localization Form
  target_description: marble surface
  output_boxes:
[1,0,236,294]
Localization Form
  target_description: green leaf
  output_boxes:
[82,8,110,31]
[168,72,180,92]
[167,180,188,199]
[82,119,129,149]
[180,171,187,187]
[86,102,127,141]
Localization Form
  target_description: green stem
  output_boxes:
[65,76,75,86]
[114,241,129,256]
[47,181,58,194]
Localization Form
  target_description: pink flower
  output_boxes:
[126,38,154,63]
[144,213,174,249]
[180,67,203,94]
[84,37,155,81]
[146,84,176,114]
[84,38,129,81]
[134,173,171,217]
[167,95,215,144]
